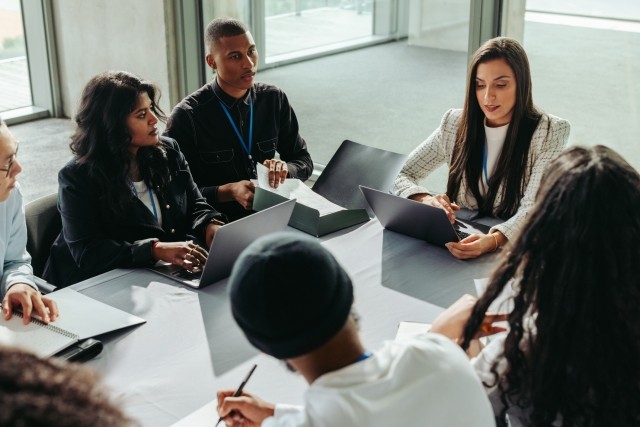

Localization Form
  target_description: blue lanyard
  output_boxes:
[482,140,491,188]
[131,182,158,222]
[355,351,373,363]
[219,97,254,161]
[148,188,158,221]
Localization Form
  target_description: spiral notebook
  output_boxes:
[0,312,79,358]
[0,288,146,358]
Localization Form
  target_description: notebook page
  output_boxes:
[0,313,77,358]
[474,278,515,314]
[256,163,344,215]
[395,321,431,341]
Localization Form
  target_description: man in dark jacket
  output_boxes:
[165,18,313,221]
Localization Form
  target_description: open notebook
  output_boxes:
[0,288,146,358]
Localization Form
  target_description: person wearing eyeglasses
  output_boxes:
[0,118,58,325]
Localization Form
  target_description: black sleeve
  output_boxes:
[165,107,221,205]
[276,91,314,180]
[163,138,226,241]
[57,164,156,274]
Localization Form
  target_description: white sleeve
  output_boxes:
[471,332,509,391]
[1,187,36,296]
[262,404,307,427]
[392,109,459,198]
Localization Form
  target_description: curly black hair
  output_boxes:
[461,145,640,426]
[0,346,139,426]
[70,71,170,218]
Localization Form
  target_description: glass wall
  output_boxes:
[0,0,31,112]
[263,0,375,61]
[506,0,640,168]
[201,0,395,68]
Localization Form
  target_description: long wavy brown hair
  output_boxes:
[70,71,170,217]
[447,37,542,219]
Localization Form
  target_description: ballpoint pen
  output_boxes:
[215,363,258,427]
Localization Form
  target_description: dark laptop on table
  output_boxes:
[359,186,489,247]
[150,199,296,288]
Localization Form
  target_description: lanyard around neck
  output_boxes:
[482,139,491,188]
[219,97,254,161]
[131,182,158,222]
[355,351,373,363]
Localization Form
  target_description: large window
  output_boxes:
[0,0,58,123]
[263,0,376,62]
[0,0,31,113]
[201,0,397,69]
[504,0,640,168]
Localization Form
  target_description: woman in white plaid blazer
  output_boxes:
[393,37,570,259]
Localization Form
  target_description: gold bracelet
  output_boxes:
[492,233,499,252]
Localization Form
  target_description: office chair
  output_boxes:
[24,193,61,293]
[312,140,407,216]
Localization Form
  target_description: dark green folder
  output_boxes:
[253,187,370,237]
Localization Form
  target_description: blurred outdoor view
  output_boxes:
[0,0,31,112]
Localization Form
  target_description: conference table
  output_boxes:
[73,218,499,426]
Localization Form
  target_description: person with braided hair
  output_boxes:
[431,145,640,426]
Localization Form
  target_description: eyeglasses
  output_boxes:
[0,143,19,178]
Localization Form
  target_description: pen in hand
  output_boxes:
[216,363,258,427]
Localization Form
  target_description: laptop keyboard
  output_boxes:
[173,268,203,280]
[455,229,470,240]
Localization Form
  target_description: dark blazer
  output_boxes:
[43,137,225,287]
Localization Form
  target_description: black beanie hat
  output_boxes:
[229,232,353,359]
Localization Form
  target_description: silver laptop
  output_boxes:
[359,186,489,246]
[150,199,296,288]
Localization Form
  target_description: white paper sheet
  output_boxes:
[473,278,516,314]
[256,163,344,216]
[395,321,431,341]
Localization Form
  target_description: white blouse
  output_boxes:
[480,120,508,194]
[132,180,163,227]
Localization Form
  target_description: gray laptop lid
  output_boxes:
[359,186,484,246]
[152,199,296,288]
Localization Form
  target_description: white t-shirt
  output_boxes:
[264,333,496,427]
[131,180,163,226]
[480,121,509,195]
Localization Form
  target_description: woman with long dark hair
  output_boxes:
[44,71,225,287]
[393,37,570,259]
[431,146,640,425]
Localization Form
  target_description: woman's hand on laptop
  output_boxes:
[445,232,505,259]
[206,219,225,248]
[152,241,208,271]
[410,193,460,223]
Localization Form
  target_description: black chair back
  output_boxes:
[312,140,407,216]
[25,193,61,278]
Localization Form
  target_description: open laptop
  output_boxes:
[359,186,489,246]
[150,199,296,288]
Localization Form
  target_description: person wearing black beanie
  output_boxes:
[216,232,495,427]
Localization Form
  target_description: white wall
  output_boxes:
[52,0,173,118]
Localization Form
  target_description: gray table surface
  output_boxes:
[71,219,499,426]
